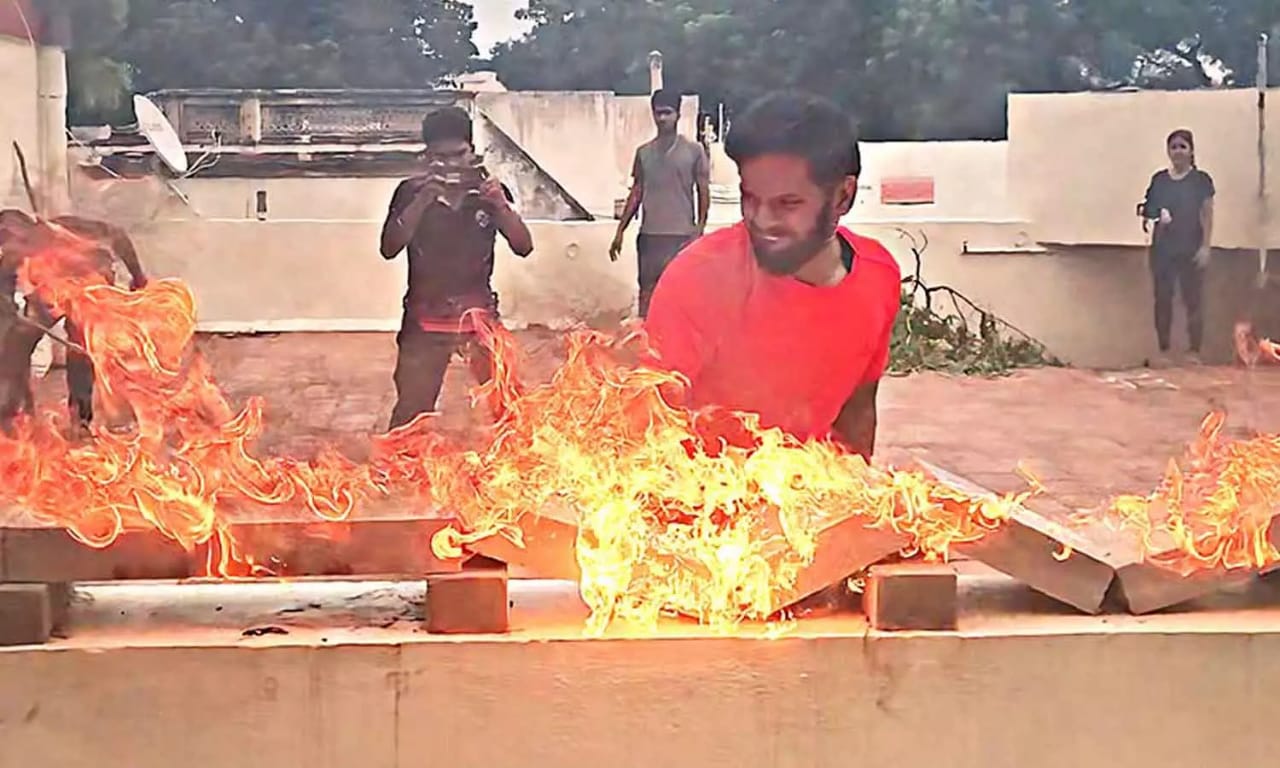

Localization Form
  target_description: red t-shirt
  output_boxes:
[645,223,901,441]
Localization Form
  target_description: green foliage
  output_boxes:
[888,289,1060,376]
[45,0,478,125]
[887,233,1060,376]
[492,0,1280,140]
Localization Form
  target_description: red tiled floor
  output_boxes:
[30,332,1280,512]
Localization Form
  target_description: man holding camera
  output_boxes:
[379,106,534,430]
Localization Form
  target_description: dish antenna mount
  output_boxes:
[133,94,189,175]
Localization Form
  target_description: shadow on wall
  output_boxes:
[476,112,594,222]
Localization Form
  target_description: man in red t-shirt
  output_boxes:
[645,92,900,458]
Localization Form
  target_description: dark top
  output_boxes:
[386,179,514,325]
[0,215,120,303]
[1143,169,1215,255]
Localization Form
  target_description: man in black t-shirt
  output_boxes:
[379,107,534,429]
[1140,128,1215,362]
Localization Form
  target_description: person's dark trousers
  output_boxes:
[388,315,493,430]
[1150,246,1204,353]
[5,299,93,429]
[636,233,693,318]
[63,320,93,426]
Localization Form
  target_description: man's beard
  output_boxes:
[748,198,839,276]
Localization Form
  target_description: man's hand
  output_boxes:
[410,178,445,207]
[479,178,510,211]
[1158,208,1173,226]
[609,232,624,262]
[1195,245,1212,268]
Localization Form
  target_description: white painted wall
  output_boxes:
[0,35,66,212]
[1009,89,1280,248]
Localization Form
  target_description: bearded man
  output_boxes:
[644,92,900,459]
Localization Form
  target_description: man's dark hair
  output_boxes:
[421,106,473,146]
[725,92,861,184]
[651,89,682,112]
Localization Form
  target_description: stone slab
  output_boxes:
[1,518,464,583]
[922,461,1127,614]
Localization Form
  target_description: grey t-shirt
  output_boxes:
[635,136,709,236]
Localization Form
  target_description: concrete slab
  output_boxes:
[922,462,1126,613]
[0,517,464,582]
[1,528,193,583]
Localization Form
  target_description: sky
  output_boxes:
[468,0,533,56]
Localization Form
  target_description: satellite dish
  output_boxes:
[133,94,189,175]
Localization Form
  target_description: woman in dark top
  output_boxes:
[1140,129,1215,363]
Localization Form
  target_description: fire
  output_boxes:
[0,220,1025,632]
[417,326,1024,632]
[1234,321,1280,366]
[1108,412,1280,575]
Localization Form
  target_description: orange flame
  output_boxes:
[1109,412,1280,574]
[0,221,1024,632]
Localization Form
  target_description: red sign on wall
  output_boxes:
[880,176,936,205]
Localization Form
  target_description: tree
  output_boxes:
[491,0,1280,140]
[55,0,479,124]
[32,0,133,123]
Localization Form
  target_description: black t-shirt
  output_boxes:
[1143,169,1215,253]
[386,179,515,321]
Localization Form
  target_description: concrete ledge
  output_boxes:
[3,601,1280,768]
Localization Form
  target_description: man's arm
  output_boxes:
[53,215,146,288]
[380,179,437,259]
[610,151,644,261]
[694,145,710,235]
[832,380,879,460]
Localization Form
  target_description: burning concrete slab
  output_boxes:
[1110,521,1280,614]
[920,462,1127,614]
[921,461,1280,615]
[0,505,461,582]
[468,502,909,619]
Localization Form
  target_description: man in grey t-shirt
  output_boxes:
[610,89,710,317]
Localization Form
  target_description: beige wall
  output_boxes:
[712,140,1015,223]
[0,36,66,212]
[1009,89,1280,248]
[477,91,697,215]
[857,221,1265,368]
[0,35,40,209]
[74,168,1241,367]
[122,218,635,333]
[4,624,1280,768]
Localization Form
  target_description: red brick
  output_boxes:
[0,584,54,646]
[425,565,509,635]
[865,563,958,632]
